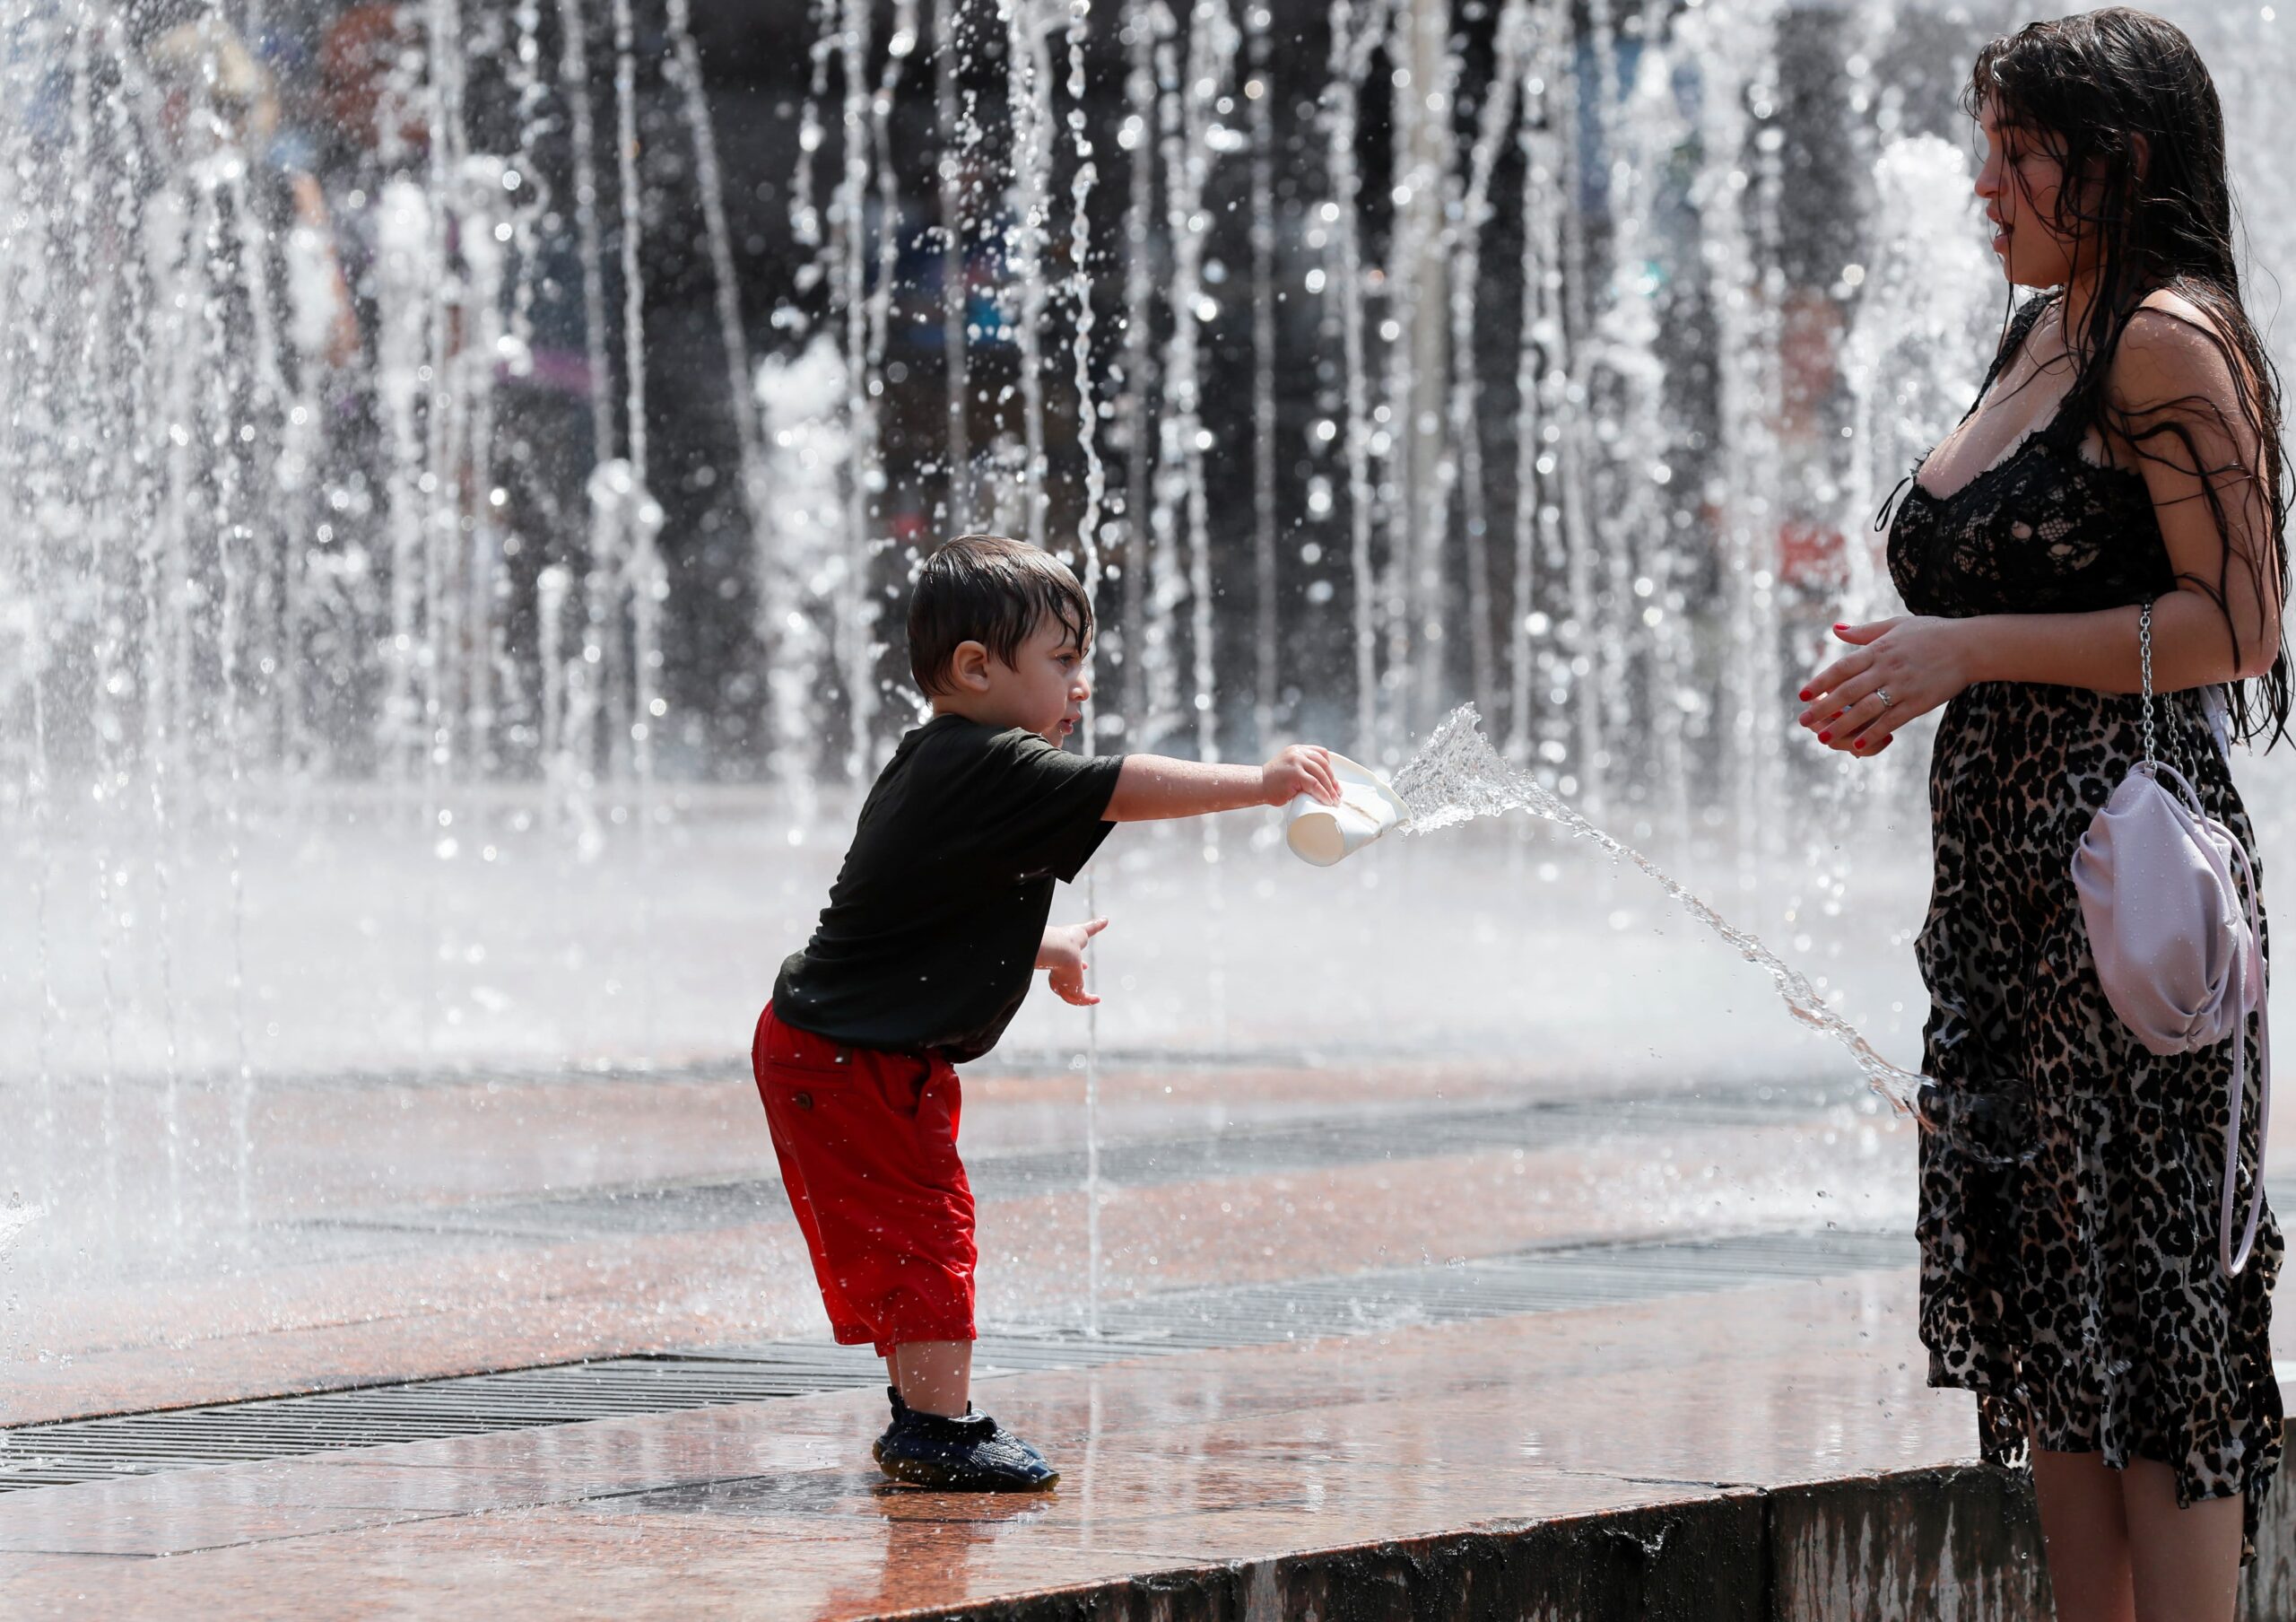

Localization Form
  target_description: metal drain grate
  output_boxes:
[146,1042,1492,1098]
[1106,1226,1918,1346]
[0,1224,1915,1493]
[708,1226,1923,1362]
[296,1081,1872,1244]
[0,1353,890,1492]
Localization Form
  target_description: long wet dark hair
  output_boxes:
[1966,7,2291,745]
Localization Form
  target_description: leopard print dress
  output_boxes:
[1886,292,2283,1557]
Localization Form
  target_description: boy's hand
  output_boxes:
[1261,745,1341,807]
[1039,917,1109,1007]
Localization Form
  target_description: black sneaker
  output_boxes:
[872,1386,1058,1491]
[876,1387,1048,1465]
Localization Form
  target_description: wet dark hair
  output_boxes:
[908,534,1094,697]
[1966,7,2290,744]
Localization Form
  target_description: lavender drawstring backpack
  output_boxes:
[2072,599,2271,1277]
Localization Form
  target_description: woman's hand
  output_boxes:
[1039,917,1109,1007]
[1797,616,1977,755]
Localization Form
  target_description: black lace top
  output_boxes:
[1887,293,2173,619]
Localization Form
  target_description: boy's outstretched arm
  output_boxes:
[1103,746,1340,823]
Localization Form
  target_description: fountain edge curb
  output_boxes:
[883,1449,2293,1622]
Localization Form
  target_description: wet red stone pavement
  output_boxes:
[3,1061,1942,1426]
[4,1058,2290,1618]
[0,1269,1976,1618]
[4,1265,2289,1619]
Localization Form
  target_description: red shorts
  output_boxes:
[751,1003,977,1356]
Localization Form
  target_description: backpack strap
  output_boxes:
[2218,824,2271,1277]
[2151,758,2273,1277]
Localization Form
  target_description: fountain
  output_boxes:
[2,0,2292,1374]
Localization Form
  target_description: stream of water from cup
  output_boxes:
[1393,704,1939,1127]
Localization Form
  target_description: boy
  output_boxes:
[754,534,1337,1490]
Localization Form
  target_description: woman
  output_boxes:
[1797,12,2283,1618]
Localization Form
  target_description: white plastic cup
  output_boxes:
[1284,752,1409,867]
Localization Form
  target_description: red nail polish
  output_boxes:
[1797,688,1813,701]
[1854,738,1867,750]
[1818,730,1832,743]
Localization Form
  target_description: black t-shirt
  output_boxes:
[772,715,1125,1062]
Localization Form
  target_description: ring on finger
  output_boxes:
[1874,688,1895,711]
